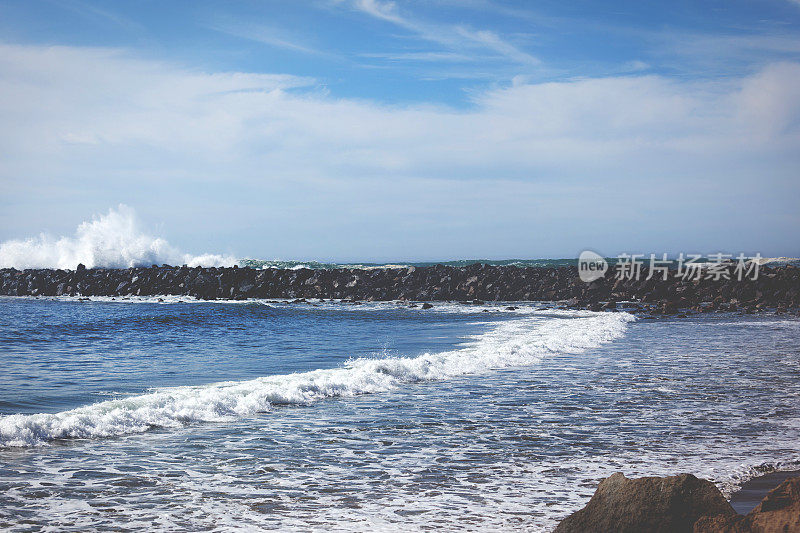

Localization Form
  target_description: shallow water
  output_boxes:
[0,298,799,531]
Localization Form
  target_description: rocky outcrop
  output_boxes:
[555,473,800,533]
[554,473,737,533]
[1,264,799,313]
[695,476,800,533]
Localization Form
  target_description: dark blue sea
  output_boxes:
[1,296,799,531]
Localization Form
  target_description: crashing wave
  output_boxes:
[0,310,634,447]
[0,205,235,269]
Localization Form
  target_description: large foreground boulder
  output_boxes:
[694,476,800,533]
[554,473,736,533]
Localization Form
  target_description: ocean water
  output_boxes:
[237,257,800,270]
[0,297,799,532]
[236,258,584,270]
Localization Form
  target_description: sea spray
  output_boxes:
[0,205,234,269]
[0,310,634,447]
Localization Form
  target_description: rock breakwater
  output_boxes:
[1,264,799,314]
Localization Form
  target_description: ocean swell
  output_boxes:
[0,310,634,447]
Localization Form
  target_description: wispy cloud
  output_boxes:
[353,0,404,24]
[665,32,800,58]
[208,22,336,58]
[348,0,540,67]
[360,51,473,62]
[55,0,145,32]
[453,26,540,66]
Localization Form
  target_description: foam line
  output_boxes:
[0,311,634,447]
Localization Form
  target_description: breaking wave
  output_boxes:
[0,205,235,269]
[0,310,634,447]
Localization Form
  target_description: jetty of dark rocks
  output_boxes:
[1,263,799,315]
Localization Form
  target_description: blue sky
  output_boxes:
[1,0,799,261]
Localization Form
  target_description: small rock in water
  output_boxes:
[421,303,433,309]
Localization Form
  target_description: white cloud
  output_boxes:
[0,44,314,154]
[0,44,798,257]
[735,62,800,137]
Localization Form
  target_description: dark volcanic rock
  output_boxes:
[554,472,736,533]
[695,476,800,533]
[1,264,798,314]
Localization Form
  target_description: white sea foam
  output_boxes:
[0,310,634,447]
[36,294,551,316]
[0,205,235,269]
